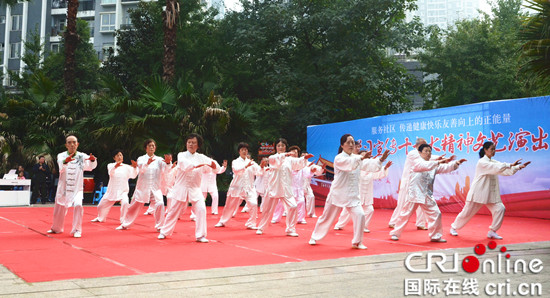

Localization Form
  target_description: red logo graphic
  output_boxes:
[462,241,510,273]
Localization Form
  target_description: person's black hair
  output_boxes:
[338,134,353,154]
[186,133,203,149]
[276,138,288,151]
[479,141,494,158]
[143,139,156,150]
[237,142,249,151]
[418,143,432,153]
[111,149,123,158]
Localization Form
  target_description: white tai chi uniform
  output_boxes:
[160,151,217,240]
[95,163,138,223]
[50,151,97,235]
[310,153,382,245]
[304,164,324,218]
[271,168,306,223]
[256,167,270,213]
[217,157,262,228]
[451,156,521,233]
[335,167,388,230]
[120,154,170,230]
[257,153,308,235]
[388,150,435,228]
[390,160,460,240]
[201,162,226,214]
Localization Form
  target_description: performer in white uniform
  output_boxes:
[91,149,138,223]
[450,141,530,239]
[389,144,466,242]
[116,139,171,231]
[388,138,439,230]
[334,161,392,232]
[256,138,313,236]
[271,145,304,224]
[309,134,388,249]
[47,135,97,238]
[303,158,324,219]
[201,159,227,215]
[215,142,265,229]
[158,133,218,242]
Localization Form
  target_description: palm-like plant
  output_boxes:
[520,0,550,87]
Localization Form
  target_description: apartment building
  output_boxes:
[0,0,226,87]
[409,0,482,29]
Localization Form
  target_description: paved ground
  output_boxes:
[1,241,548,297]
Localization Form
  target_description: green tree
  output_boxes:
[43,19,100,96]
[519,0,550,90]
[419,0,538,108]
[217,0,424,146]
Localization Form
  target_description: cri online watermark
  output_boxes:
[403,241,544,296]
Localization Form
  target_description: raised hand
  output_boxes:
[164,154,172,164]
[380,149,390,162]
[384,160,393,169]
[512,159,523,167]
[303,153,314,159]
[131,160,138,168]
[456,158,467,165]
[147,156,155,165]
[520,161,531,169]
[115,162,122,168]
[88,153,96,161]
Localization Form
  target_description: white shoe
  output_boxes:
[241,208,248,213]
[282,212,287,217]
[417,226,428,230]
[390,235,399,241]
[487,230,503,240]
[246,226,258,230]
[46,229,58,234]
[91,218,100,222]
[363,229,370,233]
[312,214,317,218]
[298,220,307,224]
[143,212,150,215]
[271,220,278,224]
[115,225,127,230]
[450,228,458,236]
[352,243,367,249]
[286,231,299,237]
[212,212,218,215]
[73,232,82,238]
[430,238,447,243]
[256,230,263,235]
[196,237,209,243]
[388,224,395,228]
[308,239,316,245]
[158,234,166,240]
[334,226,342,230]
[214,222,225,227]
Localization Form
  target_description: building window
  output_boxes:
[51,43,60,53]
[102,43,114,60]
[9,43,21,59]
[0,43,4,65]
[0,16,6,24]
[100,13,116,32]
[11,15,22,31]
[7,72,18,87]
[101,0,116,5]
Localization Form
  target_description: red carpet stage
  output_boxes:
[0,206,548,283]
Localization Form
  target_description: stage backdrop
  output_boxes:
[307,96,550,219]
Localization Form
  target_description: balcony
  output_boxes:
[51,0,96,11]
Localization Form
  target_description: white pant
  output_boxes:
[218,192,258,228]
[161,199,207,239]
[389,194,427,228]
[305,190,316,217]
[310,202,365,245]
[122,194,165,229]
[335,204,373,230]
[96,198,129,223]
[203,191,219,214]
[389,199,443,240]
[451,201,505,232]
[257,195,298,234]
[50,203,83,235]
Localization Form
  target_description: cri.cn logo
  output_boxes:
[405,241,544,274]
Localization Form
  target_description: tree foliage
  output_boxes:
[419,0,542,108]
[216,0,424,146]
